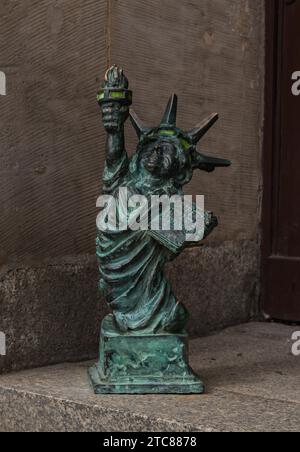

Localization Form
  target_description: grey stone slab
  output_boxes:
[190,322,300,404]
[0,322,299,432]
[0,258,108,374]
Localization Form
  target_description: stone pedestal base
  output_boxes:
[88,315,204,394]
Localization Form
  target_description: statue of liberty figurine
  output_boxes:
[89,66,231,394]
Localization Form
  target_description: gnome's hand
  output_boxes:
[101,102,129,133]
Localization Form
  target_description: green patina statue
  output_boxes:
[89,66,231,394]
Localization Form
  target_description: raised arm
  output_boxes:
[103,104,127,164]
[97,66,132,165]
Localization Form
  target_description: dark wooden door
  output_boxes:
[263,0,300,321]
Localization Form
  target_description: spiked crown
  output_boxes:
[130,94,217,146]
[130,94,231,172]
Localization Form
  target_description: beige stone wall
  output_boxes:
[0,0,107,266]
[0,0,264,266]
[110,0,265,243]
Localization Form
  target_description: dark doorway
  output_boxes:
[262,0,300,321]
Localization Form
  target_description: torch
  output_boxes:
[97,65,132,107]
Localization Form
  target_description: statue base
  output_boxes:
[88,315,204,394]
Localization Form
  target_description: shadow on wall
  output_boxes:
[0,71,6,95]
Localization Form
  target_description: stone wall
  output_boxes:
[0,0,264,372]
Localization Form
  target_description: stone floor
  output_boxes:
[0,322,299,432]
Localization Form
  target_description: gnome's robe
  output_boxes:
[96,153,204,334]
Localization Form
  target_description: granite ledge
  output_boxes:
[0,322,299,432]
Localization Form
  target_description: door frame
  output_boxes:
[262,0,282,316]
[262,0,300,319]
[262,0,282,258]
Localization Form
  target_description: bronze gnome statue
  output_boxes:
[89,66,231,394]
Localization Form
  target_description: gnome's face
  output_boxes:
[144,141,177,176]
[140,138,188,180]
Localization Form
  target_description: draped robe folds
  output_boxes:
[97,153,197,334]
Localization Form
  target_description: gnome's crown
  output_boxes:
[130,94,219,151]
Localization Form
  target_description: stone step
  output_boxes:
[0,322,299,432]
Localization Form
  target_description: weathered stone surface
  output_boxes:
[193,321,300,404]
[0,323,299,432]
[0,257,108,374]
[168,240,260,337]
